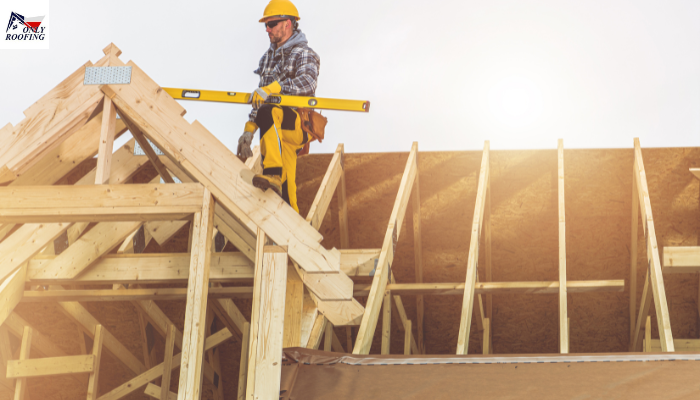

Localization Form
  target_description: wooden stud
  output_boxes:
[306,314,326,350]
[404,320,412,355]
[86,325,105,400]
[237,322,251,400]
[558,139,569,354]
[246,246,288,400]
[337,144,350,249]
[411,163,424,354]
[161,324,176,400]
[244,228,266,397]
[324,320,333,352]
[484,156,493,354]
[204,309,224,400]
[177,189,215,400]
[306,144,343,230]
[381,290,391,355]
[630,162,639,349]
[345,327,352,354]
[283,264,304,347]
[482,318,490,355]
[456,141,490,355]
[632,138,674,352]
[644,316,652,353]
[94,96,117,184]
[353,143,418,354]
[13,326,32,400]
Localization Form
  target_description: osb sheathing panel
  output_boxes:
[9,147,700,399]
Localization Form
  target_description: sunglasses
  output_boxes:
[265,19,288,29]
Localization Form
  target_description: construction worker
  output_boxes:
[236,0,320,214]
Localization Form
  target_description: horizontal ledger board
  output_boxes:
[0,183,205,222]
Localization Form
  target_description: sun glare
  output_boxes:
[488,77,543,128]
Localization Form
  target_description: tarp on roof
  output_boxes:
[280,348,700,399]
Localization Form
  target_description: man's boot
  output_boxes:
[252,174,283,197]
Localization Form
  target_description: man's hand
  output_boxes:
[251,81,282,109]
[237,121,258,162]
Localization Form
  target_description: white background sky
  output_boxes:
[1,0,699,154]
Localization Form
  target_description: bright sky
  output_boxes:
[1,0,699,154]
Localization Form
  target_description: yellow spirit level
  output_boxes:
[162,88,370,113]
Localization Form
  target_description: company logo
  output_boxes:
[5,11,46,41]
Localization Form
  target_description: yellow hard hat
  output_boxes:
[259,0,300,22]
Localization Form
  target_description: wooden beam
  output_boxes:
[353,280,625,296]
[662,247,700,271]
[55,290,146,375]
[411,163,424,354]
[306,314,326,350]
[96,327,233,400]
[0,183,203,223]
[28,252,253,284]
[306,144,343,230]
[300,290,319,348]
[102,70,362,319]
[353,142,418,354]
[558,139,569,354]
[389,293,420,355]
[644,316,652,353]
[8,354,95,378]
[94,96,117,184]
[484,153,493,354]
[632,138,674,352]
[209,284,246,342]
[22,287,256,302]
[144,383,176,400]
[630,162,639,349]
[0,91,104,184]
[86,325,105,400]
[337,144,350,249]
[456,141,490,355]
[204,309,224,400]
[381,291,391,355]
[117,110,174,184]
[0,266,26,327]
[482,318,490,355]
[161,324,176,400]
[13,326,31,400]
[177,189,215,400]
[246,245,288,400]
[237,322,250,400]
[283,265,304,347]
[404,320,412,355]
[323,321,333,352]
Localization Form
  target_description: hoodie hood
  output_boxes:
[269,29,308,53]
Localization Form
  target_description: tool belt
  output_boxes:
[296,107,328,157]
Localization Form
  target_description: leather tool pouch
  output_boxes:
[296,108,328,157]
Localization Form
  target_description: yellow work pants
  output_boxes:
[254,105,309,213]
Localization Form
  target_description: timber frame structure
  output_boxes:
[1,43,700,399]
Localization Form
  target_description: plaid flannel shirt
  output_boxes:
[249,29,320,122]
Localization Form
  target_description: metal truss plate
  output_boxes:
[134,138,164,156]
[83,66,132,85]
